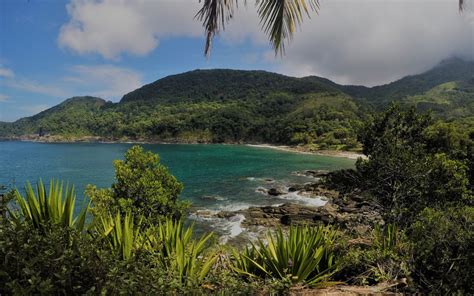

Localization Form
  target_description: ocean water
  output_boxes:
[0,142,355,237]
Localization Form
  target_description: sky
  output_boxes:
[0,0,473,122]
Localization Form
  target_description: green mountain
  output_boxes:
[2,97,107,136]
[304,57,474,107]
[121,69,339,104]
[1,58,473,149]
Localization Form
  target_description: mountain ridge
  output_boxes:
[1,57,472,149]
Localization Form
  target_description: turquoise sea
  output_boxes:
[0,142,355,237]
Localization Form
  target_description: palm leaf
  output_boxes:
[256,0,320,55]
[196,0,239,56]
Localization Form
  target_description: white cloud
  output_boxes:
[1,64,142,100]
[0,94,8,102]
[223,0,474,86]
[58,0,473,85]
[276,0,474,85]
[3,79,69,97]
[0,66,14,78]
[58,0,203,59]
[64,64,143,98]
[20,104,50,115]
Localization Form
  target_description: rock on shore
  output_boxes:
[215,183,383,235]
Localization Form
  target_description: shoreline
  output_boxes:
[246,144,366,160]
[0,136,366,160]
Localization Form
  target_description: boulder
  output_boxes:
[267,187,287,196]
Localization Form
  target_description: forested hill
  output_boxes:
[121,69,340,104]
[1,58,473,149]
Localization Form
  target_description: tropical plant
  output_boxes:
[196,0,320,56]
[8,179,89,231]
[93,211,145,260]
[232,225,339,287]
[147,219,218,285]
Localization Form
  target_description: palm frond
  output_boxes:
[256,0,319,55]
[196,0,239,56]
[197,0,319,56]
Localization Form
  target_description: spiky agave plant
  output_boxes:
[9,179,89,231]
[147,219,218,284]
[94,211,144,260]
[232,225,339,287]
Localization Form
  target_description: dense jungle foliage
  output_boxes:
[326,104,473,294]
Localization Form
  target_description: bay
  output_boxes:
[0,141,355,237]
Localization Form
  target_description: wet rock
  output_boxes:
[267,187,287,196]
[296,170,330,178]
[212,190,383,234]
[196,178,383,237]
[193,210,215,218]
[288,184,304,192]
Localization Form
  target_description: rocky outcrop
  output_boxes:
[215,187,383,235]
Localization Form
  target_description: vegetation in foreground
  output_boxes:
[1,105,473,295]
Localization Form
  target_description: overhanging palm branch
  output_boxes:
[197,0,466,56]
[196,0,320,56]
[256,0,320,54]
[196,0,239,56]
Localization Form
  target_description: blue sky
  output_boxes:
[0,0,276,121]
[0,0,472,122]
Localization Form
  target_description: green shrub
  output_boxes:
[0,223,102,294]
[410,207,474,295]
[87,145,189,225]
[337,224,412,286]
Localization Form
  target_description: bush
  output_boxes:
[341,105,473,224]
[0,223,102,294]
[410,207,474,295]
[336,224,412,286]
[87,145,189,225]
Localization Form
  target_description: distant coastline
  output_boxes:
[246,144,366,160]
[0,134,365,160]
